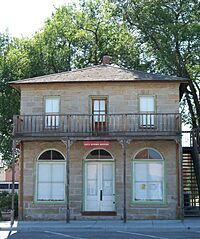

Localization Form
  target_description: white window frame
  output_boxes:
[44,96,60,128]
[36,149,66,203]
[132,148,165,203]
[139,95,155,127]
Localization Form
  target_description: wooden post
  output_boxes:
[19,141,24,220]
[119,139,131,223]
[123,140,127,223]
[179,141,184,220]
[11,139,16,226]
[176,138,184,220]
[62,139,72,223]
[66,138,71,223]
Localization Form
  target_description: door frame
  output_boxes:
[83,149,115,212]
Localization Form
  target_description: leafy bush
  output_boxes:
[0,191,18,219]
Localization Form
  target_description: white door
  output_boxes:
[85,162,115,211]
[45,97,60,128]
[139,96,155,126]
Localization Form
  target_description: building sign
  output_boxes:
[83,141,110,148]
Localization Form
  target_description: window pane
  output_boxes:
[45,97,59,113]
[45,99,52,113]
[135,149,148,159]
[87,180,97,196]
[52,99,59,113]
[100,100,105,111]
[148,163,163,181]
[93,100,99,111]
[135,163,148,181]
[135,182,148,200]
[52,151,64,160]
[39,151,51,160]
[99,150,112,159]
[140,96,154,112]
[149,149,162,159]
[103,164,113,180]
[52,182,65,200]
[103,164,113,196]
[38,182,51,200]
[87,164,97,196]
[38,164,51,181]
[87,164,97,179]
[52,163,65,181]
[86,150,99,159]
[147,182,163,200]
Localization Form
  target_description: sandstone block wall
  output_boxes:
[22,140,179,220]
[20,82,180,115]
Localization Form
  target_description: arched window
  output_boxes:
[37,150,65,201]
[38,150,64,160]
[133,148,164,202]
[86,149,113,160]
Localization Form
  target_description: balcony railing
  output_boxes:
[13,113,181,138]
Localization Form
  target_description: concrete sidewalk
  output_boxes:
[0,219,200,232]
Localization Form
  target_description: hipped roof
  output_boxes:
[10,64,188,91]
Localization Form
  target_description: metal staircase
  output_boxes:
[182,129,200,216]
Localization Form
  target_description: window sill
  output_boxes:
[131,200,166,205]
[33,201,66,205]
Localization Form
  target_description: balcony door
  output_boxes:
[139,96,155,127]
[45,96,60,129]
[92,98,107,132]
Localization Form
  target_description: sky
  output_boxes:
[0,0,77,38]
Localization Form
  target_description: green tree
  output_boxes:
[31,0,141,70]
[0,34,30,164]
[117,0,200,127]
[73,0,140,68]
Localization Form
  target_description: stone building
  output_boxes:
[10,57,188,221]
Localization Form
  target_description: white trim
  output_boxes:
[132,161,164,202]
[37,148,66,161]
[133,147,164,161]
[84,161,115,211]
[35,149,66,203]
[132,148,165,203]
[84,148,114,161]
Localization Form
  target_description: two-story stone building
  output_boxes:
[10,57,187,221]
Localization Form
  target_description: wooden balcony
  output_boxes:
[13,113,181,139]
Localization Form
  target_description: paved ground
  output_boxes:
[3,228,200,239]
[1,219,200,239]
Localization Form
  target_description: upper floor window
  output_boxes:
[91,97,108,131]
[92,98,107,121]
[45,96,60,128]
[139,96,155,127]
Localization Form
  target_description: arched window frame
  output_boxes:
[132,148,165,203]
[85,148,114,161]
[36,149,66,203]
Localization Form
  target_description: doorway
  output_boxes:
[84,149,115,212]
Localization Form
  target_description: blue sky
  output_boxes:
[0,0,77,37]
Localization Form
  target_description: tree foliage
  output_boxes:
[117,0,200,127]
